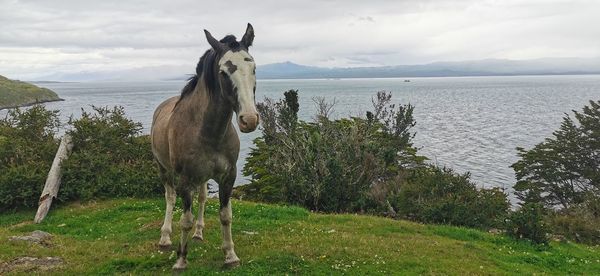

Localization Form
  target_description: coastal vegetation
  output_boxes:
[239,91,600,246]
[239,90,509,230]
[0,91,598,273]
[510,100,600,244]
[61,106,161,201]
[0,106,160,212]
[0,106,60,211]
[0,75,62,109]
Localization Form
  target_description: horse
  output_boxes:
[150,23,258,270]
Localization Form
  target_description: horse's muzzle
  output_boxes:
[238,113,259,133]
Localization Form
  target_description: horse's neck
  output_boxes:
[184,82,234,142]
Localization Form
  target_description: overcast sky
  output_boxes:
[1,0,599,80]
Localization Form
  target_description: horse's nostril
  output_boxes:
[239,115,247,125]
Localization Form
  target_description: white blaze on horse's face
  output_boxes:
[219,50,259,133]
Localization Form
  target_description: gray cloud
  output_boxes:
[1,0,599,80]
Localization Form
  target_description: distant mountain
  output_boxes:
[256,61,329,79]
[256,58,600,79]
[24,57,600,82]
[0,75,63,109]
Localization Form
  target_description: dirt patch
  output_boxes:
[0,256,64,274]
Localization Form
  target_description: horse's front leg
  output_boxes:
[173,178,194,271]
[159,185,176,249]
[193,181,208,241]
[158,167,175,250]
[218,170,240,267]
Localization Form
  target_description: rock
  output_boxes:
[0,256,63,273]
[9,230,52,245]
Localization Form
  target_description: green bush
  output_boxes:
[506,203,549,245]
[511,100,600,244]
[241,90,422,213]
[0,105,60,211]
[547,196,600,244]
[60,106,162,201]
[0,105,162,211]
[240,90,510,229]
[381,166,509,229]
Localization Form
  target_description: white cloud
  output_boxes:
[0,0,598,80]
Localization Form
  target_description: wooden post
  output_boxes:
[34,134,73,223]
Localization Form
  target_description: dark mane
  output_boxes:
[178,75,199,102]
[176,35,245,106]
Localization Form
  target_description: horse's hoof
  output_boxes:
[192,234,204,241]
[172,266,186,272]
[172,258,187,271]
[223,259,240,269]
[158,243,172,252]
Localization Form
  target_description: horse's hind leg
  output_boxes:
[193,181,208,241]
[173,179,194,270]
[158,165,176,250]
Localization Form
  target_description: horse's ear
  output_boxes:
[204,29,224,52]
[241,23,254,48]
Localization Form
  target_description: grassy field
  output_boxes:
[1,198,599,275]
[0,75,62,109]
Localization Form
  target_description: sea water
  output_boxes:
[29,75,600,193]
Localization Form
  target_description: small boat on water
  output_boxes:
[404,79,410,82]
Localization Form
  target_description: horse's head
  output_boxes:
[204,24,259,133]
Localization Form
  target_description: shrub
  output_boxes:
[512,100,600,244]
[381,166,510,229]
[547,195,600,244]
[241,90,422,213]
[60,106,162,201]
[0,105,162,211]
[506,202,549,245]
[241,90,510,229]
[0,105,60,211]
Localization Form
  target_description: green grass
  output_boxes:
[0,75,62,109]
[1,198,599,275]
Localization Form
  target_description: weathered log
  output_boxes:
[34,134,73,223]
[385,200,397,219]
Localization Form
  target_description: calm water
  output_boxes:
[28,75,600,193]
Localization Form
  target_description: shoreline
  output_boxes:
[0,98,65,111]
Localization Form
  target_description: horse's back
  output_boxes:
[151,96,179,170]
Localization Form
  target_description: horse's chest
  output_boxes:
[168,123,239,181]
[178,150,233,180]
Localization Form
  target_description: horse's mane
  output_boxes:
[176,35,245,105]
